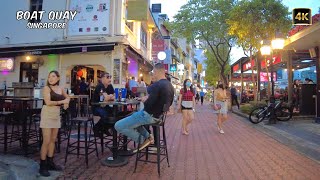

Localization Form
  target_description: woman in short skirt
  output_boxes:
[213,83,228,134]
[39,71,70,177]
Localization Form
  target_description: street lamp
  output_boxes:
[260,35,285,125]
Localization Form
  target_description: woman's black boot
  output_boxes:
[47,156,62,171]
[39,159,50,177]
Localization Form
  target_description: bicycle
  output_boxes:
[248,99,293,124]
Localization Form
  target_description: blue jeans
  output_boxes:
[93,107,108,119]
[115,110,159,143]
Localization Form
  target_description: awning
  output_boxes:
[0,43,116,57]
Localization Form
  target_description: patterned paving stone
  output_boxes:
[21,103,320,179]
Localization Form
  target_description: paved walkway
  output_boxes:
[41,103,320,180]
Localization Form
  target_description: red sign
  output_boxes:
[288,14,320,37]
[242,59,255,71]
[260,72,277,82]
[261,55,281,69]
[231,76,257,82]
[232,64,240,72]
[152,39,164,63]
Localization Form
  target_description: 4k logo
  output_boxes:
[293,8,312,25]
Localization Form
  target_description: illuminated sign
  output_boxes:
[170,64,177,72]
[0,58,14,72]
[242,59,255,71]
[261,55,281,69]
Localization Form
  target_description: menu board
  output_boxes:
[68,0,111,36]
[0,58,14,72]
[113,59,120,84]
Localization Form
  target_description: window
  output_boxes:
[140,27,147,47]
[29,0,43,23]
[19,62,39,83]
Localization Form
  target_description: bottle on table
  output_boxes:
[99,89,104,102]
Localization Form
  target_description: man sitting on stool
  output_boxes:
[115,63,174,151]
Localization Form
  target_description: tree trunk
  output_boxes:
[220,66,228,87]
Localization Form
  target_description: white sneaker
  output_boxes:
[219,129,225,134]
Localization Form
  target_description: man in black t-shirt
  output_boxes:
[115,63,174,151]
[92,72,115,118]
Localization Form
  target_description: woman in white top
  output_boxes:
[213,83,229,134]
[138,77,146,87]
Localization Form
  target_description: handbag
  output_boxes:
[212,104,221,111]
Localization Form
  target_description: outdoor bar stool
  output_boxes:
[134,104,170,176]
[0,111,15,153]
[64,115,99,167]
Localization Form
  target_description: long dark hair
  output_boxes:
[46,70,60,86]
[217,83,224,90]
[183,79,192,93]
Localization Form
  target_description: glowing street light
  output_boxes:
[271,38,285,50]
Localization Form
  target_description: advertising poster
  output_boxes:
[68,0,111,36]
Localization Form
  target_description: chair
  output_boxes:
[64,113,99,167]
[0,111,15,153]
[134,104,171,176]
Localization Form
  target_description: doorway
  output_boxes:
[19,62,39,83]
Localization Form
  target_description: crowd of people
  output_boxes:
[38,64,230,177]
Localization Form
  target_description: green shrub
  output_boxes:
[249,101,267,108]
[240,104,254,115]
[240,102,267,115]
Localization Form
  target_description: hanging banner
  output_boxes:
[152,39,164,62]
[127,0,148,21]
[68,0,111,36]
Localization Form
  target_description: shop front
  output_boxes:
[0,42,116,97]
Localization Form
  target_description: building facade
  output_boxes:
[0,0,156,94]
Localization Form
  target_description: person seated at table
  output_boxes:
[92,72,115,118]
[92,72,115,135]
[115,63,174,151]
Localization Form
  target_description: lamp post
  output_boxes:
[261,40,276,124]
[260,35,285,124]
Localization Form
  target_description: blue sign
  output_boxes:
[170,64,177,72]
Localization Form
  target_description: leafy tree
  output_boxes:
[227,0,291,100]
[167,0,236,86]
[204,46,231,86]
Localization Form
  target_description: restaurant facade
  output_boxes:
[0,0,155,95]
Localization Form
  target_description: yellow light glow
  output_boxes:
[260,45,271,56]
[271,38,285,50]
[26,56,31,61]
[139,74,143,77]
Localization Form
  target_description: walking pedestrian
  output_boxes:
[177,79,196,135]
[200,89,205,105]
[213,83,228,134]
[293,79,300,112]
[39,71,70,177]
[230,85,240,109]
[195,92,200,104]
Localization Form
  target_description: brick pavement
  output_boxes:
[38,103,320,179]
